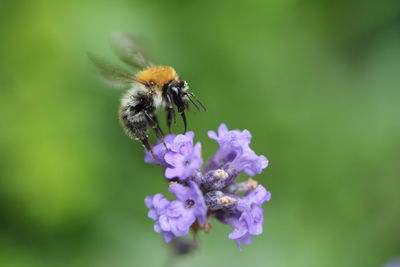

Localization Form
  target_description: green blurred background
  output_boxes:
[1,0,400,266]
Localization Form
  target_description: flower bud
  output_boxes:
[224,178,259,194]
[201,169,230,191]
[205,191,238,210]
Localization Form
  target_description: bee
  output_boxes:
[89,32,206,155]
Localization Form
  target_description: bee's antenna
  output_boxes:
[188,93,207,112]
[187,94,201,112]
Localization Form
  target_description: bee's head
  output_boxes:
[163,79,206,132]
[168,80,189,113]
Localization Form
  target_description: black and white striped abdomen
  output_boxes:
[119,85,150,139]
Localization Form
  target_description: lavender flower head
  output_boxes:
[144,124,271,250]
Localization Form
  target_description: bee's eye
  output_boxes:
[171,86,179,94]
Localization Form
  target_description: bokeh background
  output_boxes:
[1,0,400,266]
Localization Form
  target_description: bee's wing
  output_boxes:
[88,52,135,89]
[111,32,153,69]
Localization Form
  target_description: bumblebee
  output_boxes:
[89,32,205,154]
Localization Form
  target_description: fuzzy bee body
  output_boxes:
[118,79,171,147]
[89,33,205,153]
[119,84,155,139]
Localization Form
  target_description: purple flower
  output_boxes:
[216,185,271,250]
[232,149,268,177]
[208,123,252,146]
[144,134,176,166]
[165,144,202,180]
[144,124,271,250]
[145,193,176,242]
[145,132,203,180]
[169,181,207,225]
[207,124,268,176]
[144,182,207,243]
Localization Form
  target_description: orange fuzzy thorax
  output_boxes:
[135,66,178,90]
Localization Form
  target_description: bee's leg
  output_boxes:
[131,125,154,157]
[138,135,155,158]
[144,111,167,149]
[152,115,168,148]
[164,93,176,133]
[180,110,187,133]
[120,108,154,156]
[133,123,154,157]
[166,107,176,134]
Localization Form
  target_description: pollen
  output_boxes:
[247,178,258,190]
[219,196,235,205]
[214,169,229,179]
[135,66,177,89]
